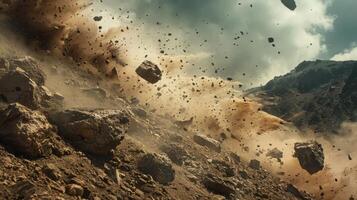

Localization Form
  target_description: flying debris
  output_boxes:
[281,0,297,11]
[294,141,324,174]
[136,60,162,84]
[93,16,103,21]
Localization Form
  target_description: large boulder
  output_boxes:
[0,68,43,109]
[49,109,129,155]
[137,153,175,185]
[7,57,46,86]
[135,60,162,84]
[0,103,59,158]
[193,134,221,153]
[202,173,236,198]
[294,141,324,174]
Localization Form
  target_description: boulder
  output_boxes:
[0,103,58,158]
[294,141,324,174]
[135,60,162,84]
[8,57,46,86]
[0,68,42,109]
[193,134,221,153]
[49,109,129,155]
[137,153,175,185]
[249,159,261,170]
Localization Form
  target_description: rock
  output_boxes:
[66,184,84,197]
[132,108,147,118]
[281,0,297,11]
[42,164,61,181]
[249,159,261,170]
[0,103,57,158]
[202,174,236,198]
[294,141,324,174]
[0,68,42,109]
[137,153,175,185]
[266,148,283,163]
[211,160,235,177]
[160,143,190,166]
[81,87,107,99]
[229,152,241,164]
[8,57,46,86]
[135,60,162,84]
[49,109,129,155]
[193,134,221,153]
[11,180,37,199]
[268,37,274,43]
[286,184,311,200]
[93,16,103,21]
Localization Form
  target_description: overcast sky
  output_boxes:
[95,0,357,85]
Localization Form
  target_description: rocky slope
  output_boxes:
[249,60,357,132]
[0,56,312,200]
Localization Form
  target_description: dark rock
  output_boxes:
[266,148,283,163]
[211,160,235,177]
[42,163,61,181]
[135,60,162,84]
[286,184,312,200]
[93,16,103,21]
[137,153,175,185]
[281,0,297,11]
[202,174,236,198]
[229,152,241,164]
[294,141,324,174]
[249,159,261,170]
[193,134,221,153]
[0,103,58,158]
[49,109,129,155]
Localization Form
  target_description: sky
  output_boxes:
[94,0,357,86]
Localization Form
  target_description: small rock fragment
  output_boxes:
[281,0,297,11]
[249,159,261,170]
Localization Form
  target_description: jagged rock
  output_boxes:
[8,57,46,86]
[49,109,129,155]
[193,134,221,153]
[0,68,42,109]
[294,141,324,174]
[160,143,190,165]
[249,159,261,170]
[202,174,236,198]
[137,153,175,185]
[0,103,59,158]
[135,60,162,84]
[281,0,297,11]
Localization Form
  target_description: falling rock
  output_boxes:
[193,134,221,153]
[281,0,297,11]
[49,109,129,155]
[137,153,175,185]
[135,60,162,84]
[0,103,56,158]
[93,16,103,22]
[294,141,324,174]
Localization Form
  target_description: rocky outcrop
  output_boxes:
[294,141,324,174]
[0,103,62,158]
[49,109,130,155]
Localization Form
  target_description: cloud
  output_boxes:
[331,44,357,61]
[99,0,334,86]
